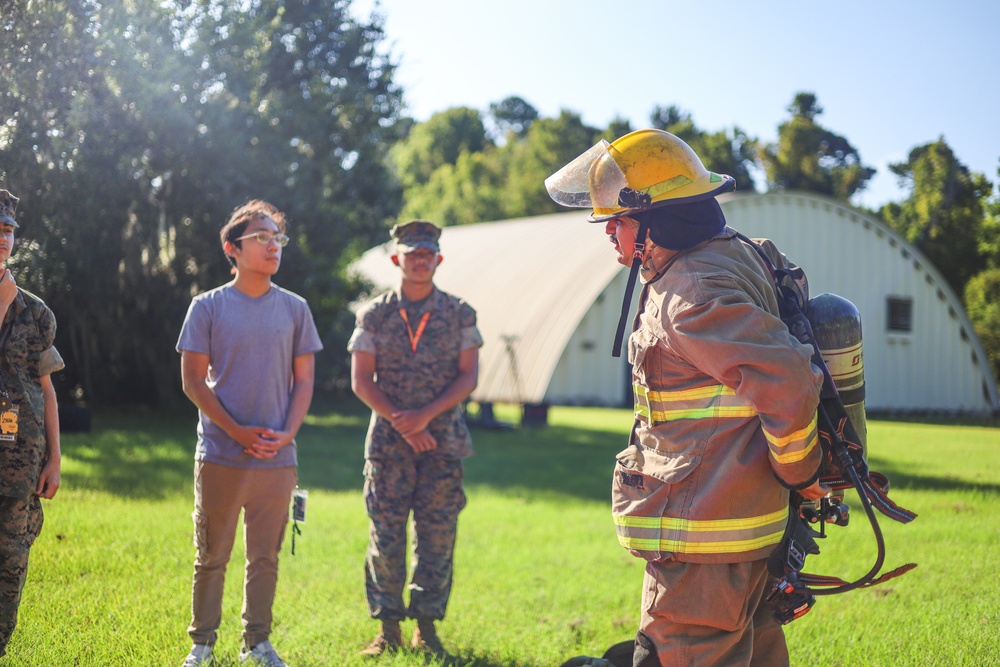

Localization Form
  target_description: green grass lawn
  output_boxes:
[5,400,999,666]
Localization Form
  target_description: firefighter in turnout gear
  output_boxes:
[546,130,829,667]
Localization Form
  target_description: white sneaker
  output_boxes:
[240,640,289,667]
[181,644,214,667]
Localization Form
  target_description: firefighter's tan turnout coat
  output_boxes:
[613,227,824,564]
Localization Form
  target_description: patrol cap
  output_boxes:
[391,220,441,253]
[0,190,19,229]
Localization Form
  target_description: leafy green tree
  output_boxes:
[500,110,603,219]
[600,116,633,144]
[396,107,601,225]
[399,150,507,225]
[963,160,1000,383]
[879,138,991,294]
[391,107,489,192]
[964,269,1000,382]
[650,105,758,192]
[488,95,539,140]
[1,0,404,405]
[762,92,875,199]
[977,160,1000,269]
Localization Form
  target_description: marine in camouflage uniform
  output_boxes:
[349,220,482,656]
[0,190,64,657]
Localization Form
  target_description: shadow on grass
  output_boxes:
[59,406,198,499]
[411,648,548,667]
[283,396,624,503]
[58,400,374,500]
[866,455,1000,495]
[426,652,536,667]
[60,397,998,502]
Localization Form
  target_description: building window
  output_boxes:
[887,297,913,332]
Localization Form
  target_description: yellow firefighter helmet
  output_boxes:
[545,129,735,222]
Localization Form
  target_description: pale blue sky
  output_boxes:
[351,0,999,210]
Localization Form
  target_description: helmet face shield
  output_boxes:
[544,140,628,211]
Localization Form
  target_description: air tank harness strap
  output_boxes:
[796,562,919,590]
[818,463,918,526]
[817,416,918,524]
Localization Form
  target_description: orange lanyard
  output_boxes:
[398,309,431,353]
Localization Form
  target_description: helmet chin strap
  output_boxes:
[612,220,648,358]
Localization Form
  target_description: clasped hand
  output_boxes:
[233,425,293,459]
[390,409,437,453]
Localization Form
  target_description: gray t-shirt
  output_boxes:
[176,282,323,468]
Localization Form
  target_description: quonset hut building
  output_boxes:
[350,192,1000,417]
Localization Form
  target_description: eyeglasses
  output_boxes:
[235,231,290,247]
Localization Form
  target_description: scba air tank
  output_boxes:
[805,293,867,458]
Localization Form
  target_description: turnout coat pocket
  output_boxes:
[611,444,699,562]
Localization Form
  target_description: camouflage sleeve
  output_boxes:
[33,298,57,351]
[346,299,380,354]
[39,346,65,377]
[457,300,481,350]
[347,327,375,354]
[457,301,477,328]
[460,326,483,351]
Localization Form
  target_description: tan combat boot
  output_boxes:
[411,619,445,655]
[359,620,402,657]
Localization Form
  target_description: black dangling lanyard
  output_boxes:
[291,521,302,555]
[611,221,648,358]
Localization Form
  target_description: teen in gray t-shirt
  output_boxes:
[174,200,321,667]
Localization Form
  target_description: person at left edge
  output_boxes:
[0,188,65,658]
[176,200,322,667]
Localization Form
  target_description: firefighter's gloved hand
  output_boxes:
[798,479,831,501]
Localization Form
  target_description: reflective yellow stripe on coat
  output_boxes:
[634,383,818,466]
[634,383,758,423]
[763,412,819,464]
[613,507,789,555]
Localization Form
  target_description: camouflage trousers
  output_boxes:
[0,495,43,657]
[363,455,466,621]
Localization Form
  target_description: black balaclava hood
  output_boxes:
[633,197,726,250]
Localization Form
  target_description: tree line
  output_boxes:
[2,1,998,408]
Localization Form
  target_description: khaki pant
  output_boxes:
[188,462,296,648]
[634,558,788,667]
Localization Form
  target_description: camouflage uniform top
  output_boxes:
[348,287,483,460]
[0,289,64,499]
